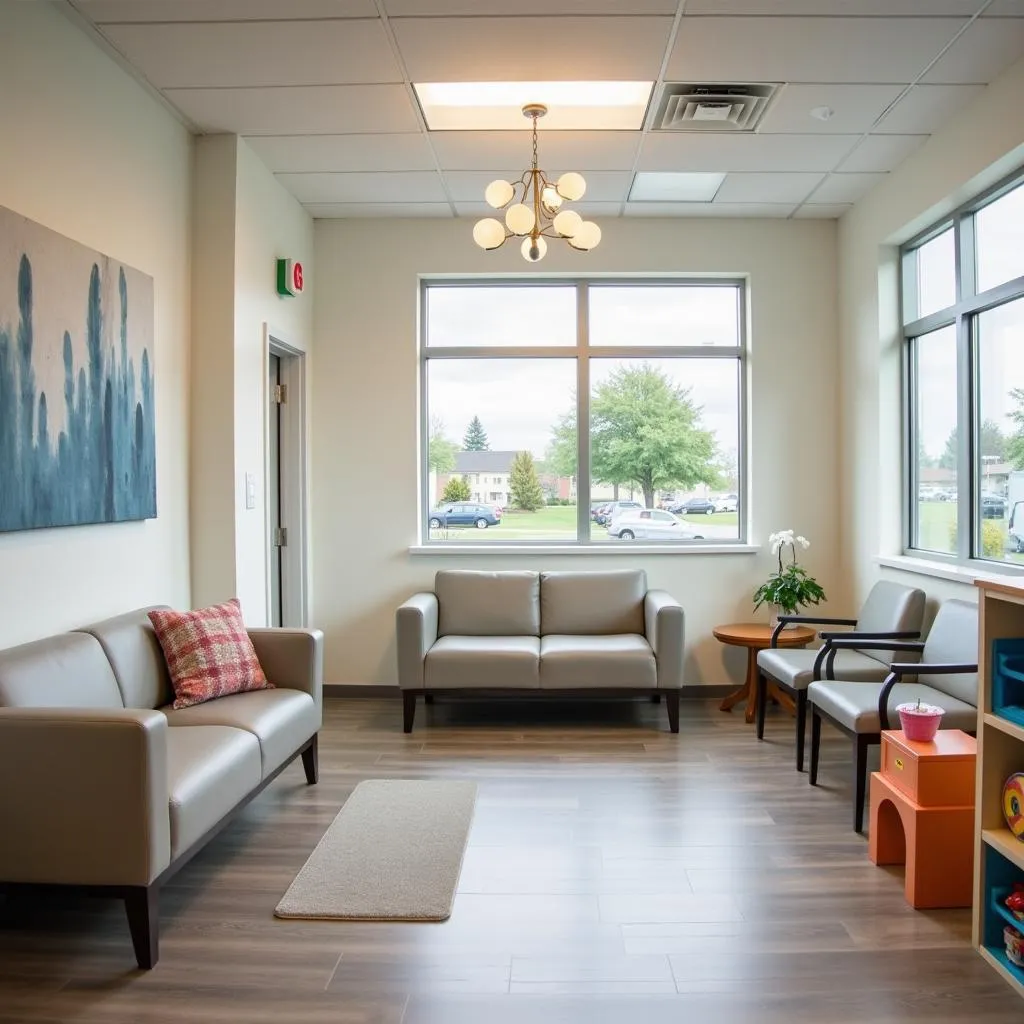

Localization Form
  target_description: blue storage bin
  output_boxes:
[992,638,1024,727]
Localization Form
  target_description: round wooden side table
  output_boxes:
[713,622,816,724]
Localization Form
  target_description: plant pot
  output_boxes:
[896,702,944,742]
[769,604,799,630]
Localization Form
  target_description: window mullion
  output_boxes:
[576,283,591,544]
[956,310,972,561]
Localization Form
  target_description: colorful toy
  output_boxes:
[1003,772,1024,839]
[1005,885,1024,922]
[1005,925,1024,967]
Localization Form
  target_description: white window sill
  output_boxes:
[877,554,1024,586]
[409,543,760,555]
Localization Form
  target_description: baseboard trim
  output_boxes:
[324,684,734,700]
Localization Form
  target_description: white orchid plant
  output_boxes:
[752,529,826,616]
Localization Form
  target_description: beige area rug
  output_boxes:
[274,779,477,921]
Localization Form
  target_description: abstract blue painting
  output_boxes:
[0,205,155,532]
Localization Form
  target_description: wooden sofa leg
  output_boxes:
[301,734,319,785]
[854,735,870,834]
[403,691,417,733]
[665,691,680,734]
[125,885,158,970]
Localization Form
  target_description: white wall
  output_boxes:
[313,217,841,685]
[0,1,191,646]
[838,56,1024,610]
[190,136,314,624]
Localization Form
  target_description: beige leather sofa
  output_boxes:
[397,569,684,733]
[0,607,323,969]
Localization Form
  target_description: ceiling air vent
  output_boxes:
[651,83,778,132]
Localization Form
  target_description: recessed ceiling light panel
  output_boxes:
[414,81,653,131]
[629,172,726,203]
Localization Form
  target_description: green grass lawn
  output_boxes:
[915,499,1024,564]
[428,505,739,542]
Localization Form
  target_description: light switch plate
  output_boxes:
[244,472,256,510]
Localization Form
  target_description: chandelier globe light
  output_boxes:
[474,104,600,262]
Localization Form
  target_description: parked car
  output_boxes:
[671,497,716,516]
[981,493,1006,519]
[595,500,643,526]
[428,503,501,529]
[607,509,705,542]
[713,493,738,513]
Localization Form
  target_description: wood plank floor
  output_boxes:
[1,697,1020,1023]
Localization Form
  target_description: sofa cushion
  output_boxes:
[808,680,977,734]
[163,689,317,779]
[541,570,646,636]
[76,607,174,710]
[425,635,540,689]
[166,725,262,859]
[149,599,272,709]
[540,634,656,689]
[435,571,540,637]
[757,647,891,692]
[0,632,123,709]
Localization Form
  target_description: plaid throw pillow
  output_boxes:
[148,599,272,709]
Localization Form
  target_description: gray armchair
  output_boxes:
[807,598,978,832]
[756,580,926,771]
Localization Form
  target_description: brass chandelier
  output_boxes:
[472,103,601,262]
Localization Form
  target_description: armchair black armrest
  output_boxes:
[770,615,857,648]
[877,662,979,729]
[818,630,920,641]
[817,638,925,681]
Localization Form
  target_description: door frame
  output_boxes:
[263,324,309,627]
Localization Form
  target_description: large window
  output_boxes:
[904,171,1024,567]
[421,280,746,545]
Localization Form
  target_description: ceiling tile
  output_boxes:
[873,83,986,133]
[716,172,824,203]
[276,171,447,203]
[454,201,621,218]
[385,0,677,12]
[392,16,673,81]
[163,85,420,135]
[431,131,640,171]
[792,204,853,218]
[838,134,927,173]
[810,172,888,203]
[305,203,454,218]
[666,17,968,83]
[77,0,376,20]
[922,18,1024,83]
[624,202,795,217]
[758,84,904,135]
[637,133,856,173]
[986,1,1024,13]
[243,134,435,173]
[444,170,631,203]
[685,1,985,12]
[99,20,399,88]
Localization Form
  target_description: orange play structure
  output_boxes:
[868,729,977,909]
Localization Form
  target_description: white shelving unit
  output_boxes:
[974,578,1024,1000]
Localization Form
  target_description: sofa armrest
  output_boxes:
[645,590,685,690]
[0,707,170,887]
[396,593,439,691]
[248,628,324,716]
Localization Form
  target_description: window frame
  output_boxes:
[901,164,1024,570]
[419,277,749,548]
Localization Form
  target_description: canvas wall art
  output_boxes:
[0,205,156,532]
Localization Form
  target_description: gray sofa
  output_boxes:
[396,569,684,732]
[0,607,323,969]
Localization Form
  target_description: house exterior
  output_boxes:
[434,451,573,507]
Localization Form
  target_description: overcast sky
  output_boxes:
[426,284,740,462]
